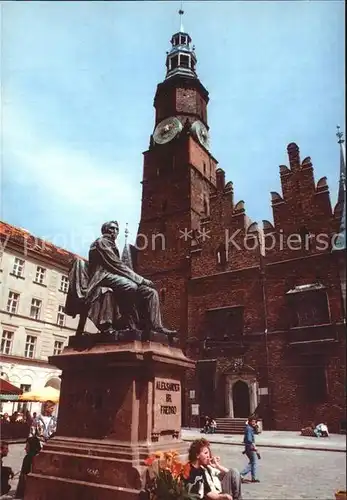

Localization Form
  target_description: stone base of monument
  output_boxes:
[24,336,194,500]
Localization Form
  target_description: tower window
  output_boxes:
[180,35,187,45]
[180,54,190,68]
[170,55,178,70]
[203,197,209,216]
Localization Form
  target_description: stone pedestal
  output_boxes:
[25,335,195,500]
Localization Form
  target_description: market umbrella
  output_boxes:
[19,386,60,403]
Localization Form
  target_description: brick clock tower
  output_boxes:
[136,19,219,340]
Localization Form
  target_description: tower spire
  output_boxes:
[333,125,346,251]
[121,222,133,270]
[336,125,346,207]
[179,2,184,33]
[124,222,129,243]
[165,4,197,80]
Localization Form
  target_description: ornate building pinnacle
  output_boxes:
[337,125,344,144]
[165,5,197,80]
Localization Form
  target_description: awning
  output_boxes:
[286,283,326,294]
[0,378,23,395]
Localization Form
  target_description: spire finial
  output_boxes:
[179,1,184,32]
[124,222,129,242]
[337,125,344,144]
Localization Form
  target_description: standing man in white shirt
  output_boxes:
[28,400,57,448]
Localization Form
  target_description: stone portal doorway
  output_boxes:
[232,380,250,417]
[225,365,259,418]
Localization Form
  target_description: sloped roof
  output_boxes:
[0,220,80,268]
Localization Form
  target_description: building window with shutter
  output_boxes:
[1,330,14,355]
[289,289,330,327]
[30,298,42,320]
[57,305,65,327]
[60,275,69,293]
[53,340,64,355]
[206,306,244,340]
[17,384,31,413]
[7,291,20,314]
[34,266,46,284]
[12,257,25,278]
[24,335,36,358]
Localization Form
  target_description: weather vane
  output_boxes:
[337,125,344,144]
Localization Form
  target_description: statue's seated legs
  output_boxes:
[99,275,173,335]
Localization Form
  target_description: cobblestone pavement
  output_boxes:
[1,443,346,499]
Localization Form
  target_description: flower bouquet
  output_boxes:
[144,450,199,500]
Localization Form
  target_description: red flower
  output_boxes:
[182,462,191,479]
[144,455,156,466]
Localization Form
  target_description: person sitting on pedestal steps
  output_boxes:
[85,220,176,336]
[184,438,243,500]
[1,441,14,496]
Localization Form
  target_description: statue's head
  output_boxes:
[101,221,119,240]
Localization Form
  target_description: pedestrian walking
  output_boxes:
[240,416,260,483]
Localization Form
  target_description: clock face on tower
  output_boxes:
[191,120,210,150]
[153,117,183,145]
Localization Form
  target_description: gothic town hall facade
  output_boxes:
[135,26,346,432]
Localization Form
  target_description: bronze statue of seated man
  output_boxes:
[65,220,176,340]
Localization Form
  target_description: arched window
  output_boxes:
[216,243,227,266]
[201,194,209,216]
[299,226,312,251]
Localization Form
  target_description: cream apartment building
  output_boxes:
[0,221,96,414]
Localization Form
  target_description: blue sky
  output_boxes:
[1,0,345,256]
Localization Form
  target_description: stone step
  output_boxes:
[212,418,262,435]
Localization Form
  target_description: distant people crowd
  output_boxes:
[0,409,35,424]
[0,410,37,441]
